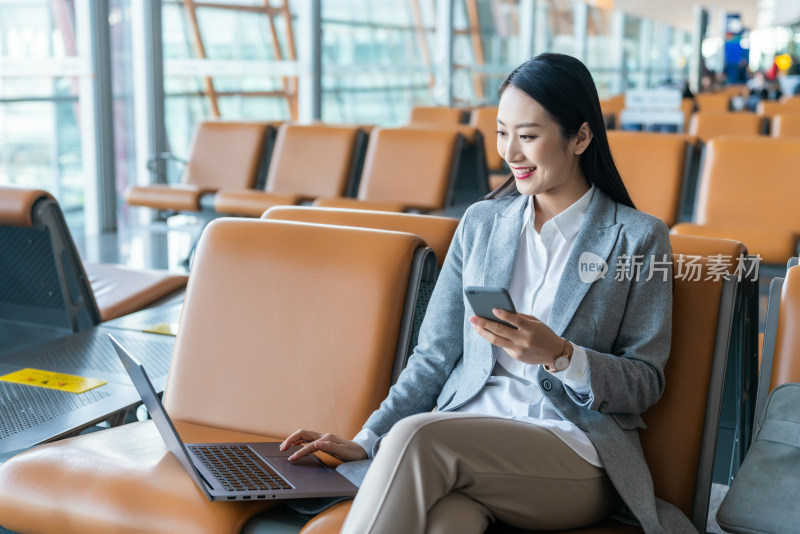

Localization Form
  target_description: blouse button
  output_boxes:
[541,379,552,391]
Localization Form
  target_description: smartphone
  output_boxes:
[464,286,517,329]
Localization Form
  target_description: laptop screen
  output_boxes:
[108,333,213,500]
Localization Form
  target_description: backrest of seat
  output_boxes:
[599,94,625,129]
[261,206,459,268]
[695,137,800,229]
[163,219,425,440]
[767,265,800,390]
[771,113,800,138]
[722,84,748,98]
[400,123,488,204]
[606,131,689,226]
[408,106,465,125]
[265,124,366,198]
[695,93,730,112]
[754,265,800,437]
[681,98,696,132]
[639,234,742,528]
[182,121,272,190]
[756,100,784,120]
[688,112,762,143]
[0,185,99,334]
[357,127,462,210]
[780,96,800,109]
[469,106,504,172]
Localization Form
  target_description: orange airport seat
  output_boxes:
[400,122,489,204]
[671,137,800,265]
[688,112,763,143]
[722,84,748,99]
[469,106,510,191]
[213,124,367,217]
[681,98,696,134]
[0,218,433,534]
[294,234,746,534]
[125,121,276,214]
[695,92,731,113]
[314,126,463,213]
[0,186,182,453]
[0,186,186,329]
[716,263,800,532]
[755,264,800,413]
[469,106,503,172]
[778,95,800,108]
[262,206,459,268]
[606,131,694,227]
[771,113,800,138]
[409,106,467,125]
[599,93,625,130]
[756,100,786,121]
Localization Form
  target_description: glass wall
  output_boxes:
[0,0,696,235]
[536,0,577,57]
[585,4,620,97]
[0,0,85,227]
[452,0,521,105]
[109,0,139,227]
[161,0,298,166]
[320,0,435,125]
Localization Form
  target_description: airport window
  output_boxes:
[0,0,719,235]
[0,1,86,228]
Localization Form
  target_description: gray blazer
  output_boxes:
[359,190,697,534]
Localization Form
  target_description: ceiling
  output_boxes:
[611,0,760,33]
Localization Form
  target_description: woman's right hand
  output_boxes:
[280,429,368,463]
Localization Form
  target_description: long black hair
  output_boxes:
[486,53,635,209]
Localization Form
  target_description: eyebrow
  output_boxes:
[496,119,542,128]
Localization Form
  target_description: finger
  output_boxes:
[491,308,522,328]
[470,315,515,338]
[288,441,321,462]
[471,321,516,350]
[280,429,321,451]
[315,440,368,462]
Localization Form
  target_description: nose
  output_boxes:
[501,134,522,164]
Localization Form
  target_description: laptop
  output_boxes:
[108,334,358,501]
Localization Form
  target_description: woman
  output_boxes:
[281,53,694,534]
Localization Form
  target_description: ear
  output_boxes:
[573,122,593,155]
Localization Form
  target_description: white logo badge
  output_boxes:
[578,252,607,284]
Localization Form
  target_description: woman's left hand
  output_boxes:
[469,309,564,366]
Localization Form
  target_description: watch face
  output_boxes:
[554,355,569,371]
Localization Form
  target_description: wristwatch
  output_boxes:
[544,338,574,373]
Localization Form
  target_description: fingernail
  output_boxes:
[288,454,295,461]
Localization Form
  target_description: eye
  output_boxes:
[519,135,537,141]
[495,130,507,137]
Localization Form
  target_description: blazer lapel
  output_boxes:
[549,190,621,337]
[482,195,527,289]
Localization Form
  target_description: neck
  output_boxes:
[532,175,590,232]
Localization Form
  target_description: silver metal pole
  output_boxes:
[434,0,454,106]
[89,0,117,233]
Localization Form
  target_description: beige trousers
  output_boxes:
[340,412,618,534]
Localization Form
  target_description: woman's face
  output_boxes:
[496,85,591,198]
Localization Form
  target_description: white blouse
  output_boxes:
[355,187,601,467]
[453,186,600,467]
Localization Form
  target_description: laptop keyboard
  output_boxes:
[190,445,292,492]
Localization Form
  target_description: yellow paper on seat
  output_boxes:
[0,368,106,394]
[142,322,179,336]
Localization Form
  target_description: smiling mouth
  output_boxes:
[511,167,535,179]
